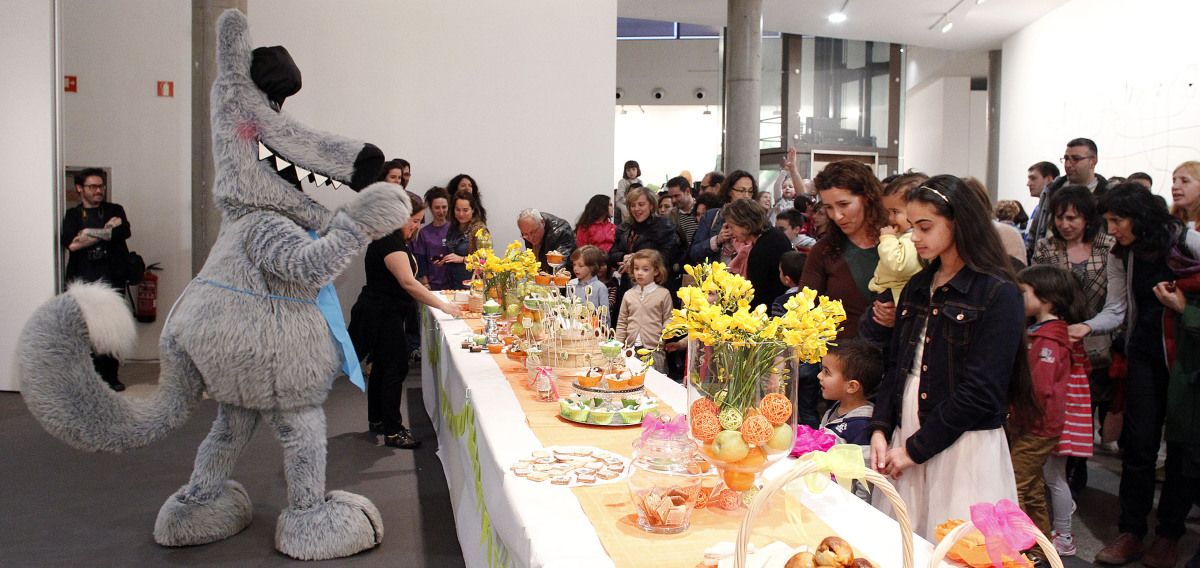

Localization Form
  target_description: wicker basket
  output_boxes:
[929,519,1063,568]
[736,457,914,568]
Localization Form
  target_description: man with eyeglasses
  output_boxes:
[60,167,133,392]
[698,171,725,197]
[1048,137,1108,196]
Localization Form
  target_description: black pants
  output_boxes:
[92,353,120,386]
[348,295,410,436]
[1118,353,1198,538]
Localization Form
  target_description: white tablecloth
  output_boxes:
[420,307,949,568]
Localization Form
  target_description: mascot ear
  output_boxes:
[350,144,385,191]
[251,46,302,109]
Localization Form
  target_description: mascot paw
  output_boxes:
[154,480,253,546]
[339,182,411,241]
[275,490,383,560]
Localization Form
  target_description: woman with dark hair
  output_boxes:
[1071,184,1200,566]
[868,174,1031,539]
[348,191,462,449]
[411,187,451,290]
[447,173,486,223]
[438,189,489,287]
[722,199,792,308]
[575,194,616,252]
[802,159,888,340]
[379,158,410,188]
[688,169,757,264]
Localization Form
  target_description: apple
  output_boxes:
[712,430,750,462]
[765,423,795,453]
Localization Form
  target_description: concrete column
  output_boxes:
[192,0,246,274]
[986,49,1001,200]
[724,0,762,176]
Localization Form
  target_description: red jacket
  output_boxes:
[1025,319,1083,438]
[576,221,615,253]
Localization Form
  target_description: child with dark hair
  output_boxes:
[770,251,807,318]
[1012,264,1091,554]
[818,339,884,447]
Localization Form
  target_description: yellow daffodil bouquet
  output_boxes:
[664,262,845,419]
[465,240,541,317]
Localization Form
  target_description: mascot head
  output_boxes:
[211,10,384,228]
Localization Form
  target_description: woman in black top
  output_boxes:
[609,186,681,280]
[348,191,462,449]
[721,198,792,309]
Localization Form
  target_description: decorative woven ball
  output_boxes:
[715,488,742,510]
[739,415,773,446]
[691,397,719,417]
[759,393,793,425]
[695,486,713,509]
[741,487,760,507]
[691,411,722,442]
[717,406,744,431]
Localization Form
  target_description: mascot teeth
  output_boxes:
[256,138,345,188]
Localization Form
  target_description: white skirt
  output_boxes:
[873,324,1018,540]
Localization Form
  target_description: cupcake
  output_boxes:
[566,405,590,422]
[589,408,615,425]
[618,407,644,424]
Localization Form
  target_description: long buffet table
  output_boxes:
[420,306,951,568]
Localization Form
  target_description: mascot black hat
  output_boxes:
[251,46,301,108]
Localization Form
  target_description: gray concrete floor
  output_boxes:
[0,361,464,567]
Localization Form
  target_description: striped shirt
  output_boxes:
[1055,342,1094,457]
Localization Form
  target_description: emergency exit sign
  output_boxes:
[157,81,174,97]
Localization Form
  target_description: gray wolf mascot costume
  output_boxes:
[16,9,409,560]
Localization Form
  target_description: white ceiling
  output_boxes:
[618,0,1073,52]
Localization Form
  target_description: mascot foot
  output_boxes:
[154,480,253,546]
[275,490,383,560]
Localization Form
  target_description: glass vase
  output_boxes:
[686,339,798,495]
[627,434,704,534]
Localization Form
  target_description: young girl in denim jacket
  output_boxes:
[867,175,1038,539]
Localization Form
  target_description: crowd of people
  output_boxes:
[351,139,1200,566]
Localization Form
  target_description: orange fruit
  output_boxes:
[722,469,756,492]
[731,446,766,470]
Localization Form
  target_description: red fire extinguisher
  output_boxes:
[135,263,162,323]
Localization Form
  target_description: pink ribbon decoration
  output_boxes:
[642,414,688,443]
[790,425,837,458]
[969,499,1036,568]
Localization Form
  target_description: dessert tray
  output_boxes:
[508,445,630,487]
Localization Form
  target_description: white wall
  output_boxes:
[61,0,192,360]
[0,0,57,391]
[999,0,1200,210]
[617,38,721,106]
[900,46,990,181]
[247,0,617,306]
[614,105,723,188]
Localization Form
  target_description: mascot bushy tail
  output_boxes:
[19,281,204,452]
[18,8,411,561]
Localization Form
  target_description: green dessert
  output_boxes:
[618,407,644,424]
[589,408,615,425]
[482,299,501,315]
[565,405,590,423]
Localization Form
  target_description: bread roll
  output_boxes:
[816,536,854,566]
[784,551,816,568]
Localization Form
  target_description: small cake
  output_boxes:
[482,299,502,315]
[618,407,644,424]
[589,408,615,425]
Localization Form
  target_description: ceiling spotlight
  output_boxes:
[827,0,849,23]
[941,19,954,33]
